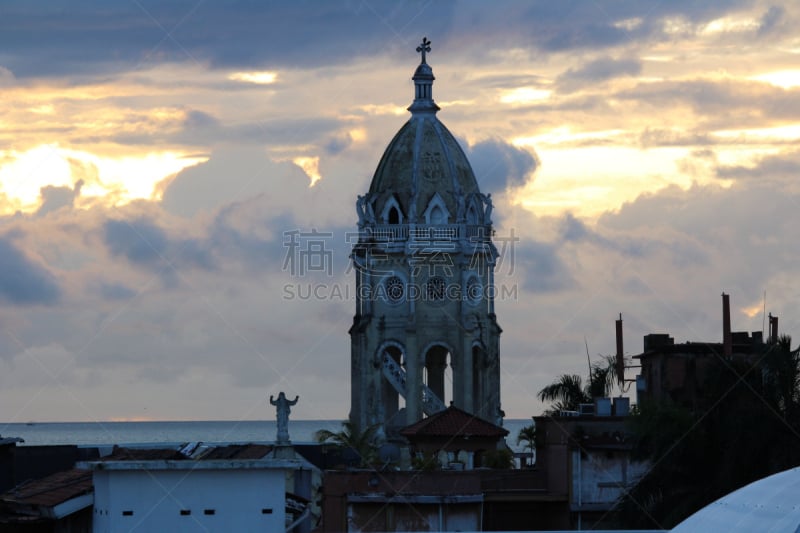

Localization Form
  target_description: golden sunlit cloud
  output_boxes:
[0,144,207,214]
[701,16,759,35]
[513,128,625,148]
[751,70,800,89]
[293,156,322,187]
[228,71,278,84]
[741,304,764,319]
[348,128,367,142]
[28,104,55,115]
[713,124,800,142]
[356,103,407,116]
[499,87,551,105]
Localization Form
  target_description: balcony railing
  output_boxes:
[361,224,492,243]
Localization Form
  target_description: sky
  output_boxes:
[1,0,800,423]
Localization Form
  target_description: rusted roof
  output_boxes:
[103,446,185,461]
[400,406,508,439]
[200,444,272,460]
[2,468,91,509]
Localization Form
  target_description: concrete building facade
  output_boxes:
[349,38,502,437]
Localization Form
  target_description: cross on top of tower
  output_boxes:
[416,37,431,64]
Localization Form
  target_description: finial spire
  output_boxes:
[408,36,439,114]
[416,37,431,64]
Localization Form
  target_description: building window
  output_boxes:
[180,510,191,516]
[385,276,405,302]
[466,276,482,305]
[122,510,133,516]
[425,276,446,301]
[262,508,273,514]
[204,509,216,515]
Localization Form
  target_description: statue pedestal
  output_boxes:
[273,445,296,460]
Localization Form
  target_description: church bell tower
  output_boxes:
[349,38,502,438]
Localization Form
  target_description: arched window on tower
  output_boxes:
[423,192,450,225]
[430,205,446,225]
[424,344,452,407]
[380,195,404,225]
[388,206,400,224]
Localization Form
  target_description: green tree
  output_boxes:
[537,374,589,413]
[516,423,537,465]
[537,355,620,413]
[315,421,380,467]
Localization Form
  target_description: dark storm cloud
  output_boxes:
[468,138,538,193]
[0,0,756,79]
[0,1,458,78]
[0,237,61,305]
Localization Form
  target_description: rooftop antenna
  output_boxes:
[585,336,593,391]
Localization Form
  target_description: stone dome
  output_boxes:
[366,39,483,225]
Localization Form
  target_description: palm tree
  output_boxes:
[314,420,380,467]
[538,355,620,414]
[537,374,589,413]
[516,423,537,465]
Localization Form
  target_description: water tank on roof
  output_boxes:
[613,396,630,417]
[595,397,612,416]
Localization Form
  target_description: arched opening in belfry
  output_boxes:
[424,344,453,406]
[381,344,406,424]
[388,206,400,224]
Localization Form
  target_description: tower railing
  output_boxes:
[361,224,491,243]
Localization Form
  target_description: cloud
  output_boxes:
[37,179,83,216]
[716,150,800,181]
[160,147,311,218]
[467,138,538,193]
[557,57,642,92]
[102,217,214,287]
[514,239,575,293]
[0,1,458,78]
[0,237,61,305]
[757,5,787,37]
[95,281,137,301]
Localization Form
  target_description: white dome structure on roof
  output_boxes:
[672,467,800,532]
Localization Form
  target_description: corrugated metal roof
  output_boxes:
[1,468,91,509]
[199,444,272,460]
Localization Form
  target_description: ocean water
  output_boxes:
[0,419,533,451]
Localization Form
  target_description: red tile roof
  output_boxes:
[400,406,508,439]
[2,468,92,509]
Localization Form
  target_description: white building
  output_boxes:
[85,455,315,532]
